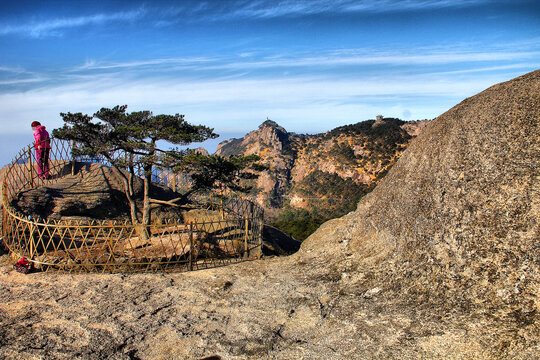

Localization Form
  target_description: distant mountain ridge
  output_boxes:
[216,117,430,237]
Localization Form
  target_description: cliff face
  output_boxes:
[216,117,429,216]
[217,120,297,210]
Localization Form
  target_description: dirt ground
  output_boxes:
[0,245,535,360]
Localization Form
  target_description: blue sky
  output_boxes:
[0,0,539,163]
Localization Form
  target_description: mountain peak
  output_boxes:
[259,119,284,131]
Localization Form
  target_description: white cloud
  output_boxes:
[109,0,499,25]
[0,64,529,168]
[210,50,540,71]
[0,65,26,73]
[0,0,515,38]
[0,77,49,86]
[0,69,513,136]
[0,8,146,37]
[225,0,492,19]
[70,57,214,72]
[427,63,540,75]
[62,43,539,76]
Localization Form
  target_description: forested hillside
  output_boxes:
[217,117,430,239]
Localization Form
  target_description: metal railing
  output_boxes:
[1,138,264,273]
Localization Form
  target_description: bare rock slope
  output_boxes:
[0,70,538,359]
[303,69,539,355]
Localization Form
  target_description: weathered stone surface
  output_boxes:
[0,70,538,359]
[302,69,540,357]
[9,162,182,222]
[0,253,454,360]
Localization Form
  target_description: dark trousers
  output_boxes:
[36,148,50,178]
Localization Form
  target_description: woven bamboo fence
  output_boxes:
[1,138,264,273]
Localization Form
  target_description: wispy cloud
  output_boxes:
[0,0,512,37]
[71,57,213,72]
[212,50,540,71]
[0,8,146,38]
[0,66,48,86]
[428,63,540,75]
[65,44,540,76]
[127,0,497,25]
[0,66,521,132]
[0,76,48,86]
[223,0,492,19]
[0,65,26,74]
[0,54,533,165]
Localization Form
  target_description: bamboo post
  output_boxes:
[29,221,35,259]
[258,218,263,259]
[109,225,114,255]
[189,221,193,271]
[2,181,7,238]
[172,173,176,193]
[71,141,76,176]
[244,215,249,258]
[28,147,34,188]
[1,203,5,240]
[220,198,224,220]
[2,181,6,208]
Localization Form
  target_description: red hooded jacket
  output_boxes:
[33,125,51,150]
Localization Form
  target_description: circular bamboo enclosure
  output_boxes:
[1,138,264,273]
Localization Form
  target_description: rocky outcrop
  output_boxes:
[400,119,430,137]
[218,120,297,210]
[10,162,180,222]
[217,117,429,216]
[302,69,539,357]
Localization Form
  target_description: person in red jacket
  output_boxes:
[31,121,51,179]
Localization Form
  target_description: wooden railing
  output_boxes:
[1,138,263,273]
